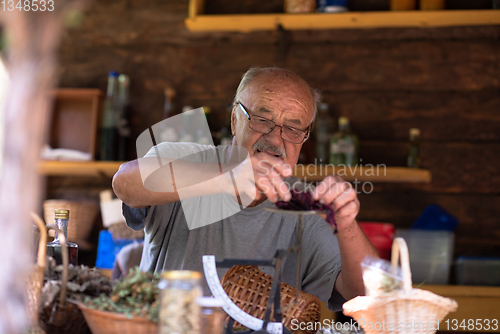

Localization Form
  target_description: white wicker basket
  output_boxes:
[343,237,458,334]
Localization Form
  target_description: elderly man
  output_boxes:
[112,67,378,311]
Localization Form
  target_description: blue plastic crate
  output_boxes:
[95,230,142,269]
[412,204,458,231]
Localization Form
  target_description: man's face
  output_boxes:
[231,75,314,168]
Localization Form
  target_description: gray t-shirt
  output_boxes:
[124,143,346,311]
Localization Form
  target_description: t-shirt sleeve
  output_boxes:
[123,203,149,231]
[301,216,346,311]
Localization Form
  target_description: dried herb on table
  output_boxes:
[84,267,161,322]
[275,189,337,233]
[41,258,113,308]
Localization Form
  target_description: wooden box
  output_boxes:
[48,89,103,160]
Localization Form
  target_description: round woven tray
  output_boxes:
[221,265,321,333]
[77,303,158,334]
[43,200,97,248]
[342,237,458,334]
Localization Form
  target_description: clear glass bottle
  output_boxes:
[46,209,78,266]
[117,74,130,161]
[329,116,359,166]
[100,71,119,161]
[158,270,202,334]
[407,128,421,168]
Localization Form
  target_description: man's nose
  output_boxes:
[264,125,284,145]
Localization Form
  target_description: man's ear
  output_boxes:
[230,105,237,136]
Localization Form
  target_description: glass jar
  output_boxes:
[284,0,316,13]
[158,270,202,334]
[197,297,225,334]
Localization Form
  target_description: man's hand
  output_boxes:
[231,152,292,205]
[312,176,360,232]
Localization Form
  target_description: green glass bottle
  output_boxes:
[329,117,359,166]
[100,71,119,161]
[314,103,332,165]
[407,128,421,168]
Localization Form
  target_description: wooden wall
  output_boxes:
[52,0,500,262]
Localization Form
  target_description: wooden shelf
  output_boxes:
[39,160,431,183]
[185,0,500,32]
[420,285,500,332]
[293,165,431,183]
[39,160,124,178]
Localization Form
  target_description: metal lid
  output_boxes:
[54,209,69,219]
[410,128,421,137]
[161,270,202,280]
[338,116,349,125]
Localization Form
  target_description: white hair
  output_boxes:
[233,67,322,125]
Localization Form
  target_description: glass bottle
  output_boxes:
[158,270,202,334]
[100,71,119,161]
[117,74,130,161]
[329,116,359,166]
[314,103,331,165]
[407,128,421,168]
[46,209,78,266]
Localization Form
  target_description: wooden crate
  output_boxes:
[48,89,103,160]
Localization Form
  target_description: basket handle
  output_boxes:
[31,212,47,269]
[45,224,69,306]
[391,237,412,292]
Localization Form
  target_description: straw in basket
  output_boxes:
[27,213,48,334]
[221,265,321,333]
[343,237,458,334]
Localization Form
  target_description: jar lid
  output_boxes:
[161,270,202,280]
[196,297,225,307]
[55,209,69,219]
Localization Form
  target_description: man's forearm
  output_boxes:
[112,158,233,208]
[334,221,379,300]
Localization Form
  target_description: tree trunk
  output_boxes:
[0,3,84,332]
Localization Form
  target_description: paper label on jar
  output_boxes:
[331,139,354,154]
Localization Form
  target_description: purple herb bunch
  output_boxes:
[275,189,337,233]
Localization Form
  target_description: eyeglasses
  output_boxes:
[237,102,310,144]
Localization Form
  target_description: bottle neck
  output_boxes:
[339,123,350,132]
[53,218,69,244]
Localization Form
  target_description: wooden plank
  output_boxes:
[292,165,431,183]
[356,191,500,257]
[52,88,103,99]
[185,10,500,32]
[421,285,500,298]
[318,92,500,142]
[38,160,123,178]
[189,0,205,18]
[420,285,500,332]
[357,142,500,193]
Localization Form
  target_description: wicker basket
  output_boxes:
[43,200,97,248]
[342,237,458,334]
[77,303,158,334]
[27,213,48,334]
[221,265,321,333]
